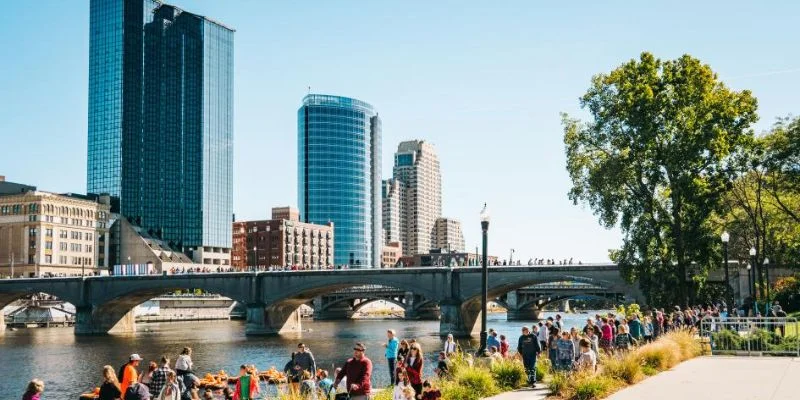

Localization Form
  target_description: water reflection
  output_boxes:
[0,312,598,398]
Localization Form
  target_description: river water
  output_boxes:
[0,312,600,399]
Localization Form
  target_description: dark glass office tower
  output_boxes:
[298,95,382,267]
[87,0,233,256]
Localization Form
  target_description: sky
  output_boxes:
[1,1,799,263]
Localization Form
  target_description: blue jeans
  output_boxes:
[521,354,537,385]
[387,357,397,385]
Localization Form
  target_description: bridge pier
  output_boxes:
[505,290,543,321]
[75,307,137,335]
[246,303,302,335]
[0,313,5,335]
[559,300,571,313]
[439,299,480,338]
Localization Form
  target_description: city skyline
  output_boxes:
[2,1,800,262]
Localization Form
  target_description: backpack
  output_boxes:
[118,363,128,383]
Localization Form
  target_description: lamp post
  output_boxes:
[721,231,732,308]
[749,247,757,301]
[763,257,770,300]
[252,246,258,271]
[746,263,752,304]
[478,203,490,355]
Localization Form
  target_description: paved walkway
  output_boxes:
[484,356,800,400]
[609,356,800,400]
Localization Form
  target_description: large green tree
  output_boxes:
[562,52,758,306]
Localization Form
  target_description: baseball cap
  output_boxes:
[130,354,143,361]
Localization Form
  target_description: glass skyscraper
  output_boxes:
[298,95,382,267]
[87,0,234,255]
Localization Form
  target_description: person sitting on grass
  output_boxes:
[434,352,449,378]
[420,380,441,400]
[300,370,318,399]
[317,369,333,399]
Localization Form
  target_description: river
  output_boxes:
[0,311,602,399]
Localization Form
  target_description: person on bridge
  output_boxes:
[516,326,541,388]
[384,329,400,385]
[333,343,373,400]
[120,354,142,399]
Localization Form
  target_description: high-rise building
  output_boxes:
[231,207,334,270]
[382,178,401,245]
[86,0,234,264]
[434,217,465,252]
[393,140,442,256]
[298,94,381,267]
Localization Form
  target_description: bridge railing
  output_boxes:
[700,316,799,357]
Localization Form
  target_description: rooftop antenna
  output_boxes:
[308,86,311,94]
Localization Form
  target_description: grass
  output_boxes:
[548,330,702,400]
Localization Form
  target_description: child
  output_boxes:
[317,369,333,399]
[233,364,259,400]
[393,370,414,400]
[421,380,441,400]
[614,324,636,352]
[575,338,597,372]
[300,370,318,399]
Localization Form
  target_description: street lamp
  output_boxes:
[763,257,770,300]
[720,231,732,308]
[746,263,752,306]
[749,247,757,301]
[252,246,258,271]
[478,203,490,355]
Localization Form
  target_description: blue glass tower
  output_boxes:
[298,95,382,267]
[87,0,234,254]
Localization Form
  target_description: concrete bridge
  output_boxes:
[0,265,641,337]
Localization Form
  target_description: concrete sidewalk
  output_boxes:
[609,356,800,400]
[484,356,800,400]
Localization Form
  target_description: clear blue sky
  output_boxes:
[1,1,798,263]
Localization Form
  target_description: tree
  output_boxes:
[563,52,758,306]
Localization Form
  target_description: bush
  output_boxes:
[440,380,481,400]
[490,359,527,389]
[662,330,702,360]
[371,387,394,400]
[601,353,643,385]
[536,357,551,381]
[634,340,680,370]
[454,366,500,398]
[547,372,569,396]
[572,372,620,400]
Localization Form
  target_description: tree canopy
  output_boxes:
[562,52,759,306]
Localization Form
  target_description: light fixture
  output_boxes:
[720,231,730,243]
[749,247,756,256]
[480,203,490,223]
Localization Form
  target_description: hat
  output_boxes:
[130,354,143,361]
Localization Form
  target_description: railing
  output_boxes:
[700,316,799,357]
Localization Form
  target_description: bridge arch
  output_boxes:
[351,297,407,314]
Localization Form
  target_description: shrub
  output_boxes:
[371,387,394,400]
[635,340,679,370]
[601,352,643,384]
[490,359,527,389]
[572,372,620,400]
[454,366,500,398]
[547,372,570,396]
[663,330,702,360]
[536,357,551,381]
[440,380,480,400]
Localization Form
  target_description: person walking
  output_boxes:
[614,324,636,353]
[333,343,373,400]
[148,356,171,399]
[155,371,181,400]
[384,329,400,385]
[294,343,318,382]
[99,366,123,400]
[442,334,457,356]
[120,354,143,399]
[537,321,549,352]
[555,331,575,371]
[175,348,193,377]
[22,379,45,400]
[405,344,424,399]
[575,339,597,372]
[628,315,644,343]
[517,326,541,388]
